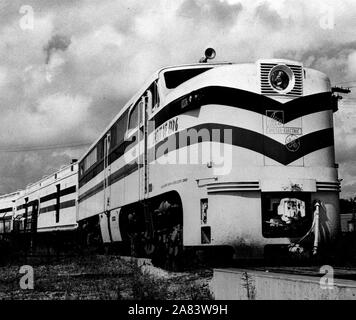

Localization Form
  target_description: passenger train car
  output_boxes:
[0,50,342,263]
[0,192,19,238]
[0,162,78,249]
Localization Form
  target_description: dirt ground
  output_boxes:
[0,255,213,300]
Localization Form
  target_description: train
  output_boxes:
[0,49,342,265]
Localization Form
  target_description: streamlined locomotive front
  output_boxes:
[155,59,340,258]
[207,60,338,257]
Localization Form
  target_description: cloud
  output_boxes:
[178,0,243,27]
[44,34,71,64]
[0,0,356,197]
[254,2,282,29]
[0,93,94,148]
[347,51,356,78]
[0,149,83,195]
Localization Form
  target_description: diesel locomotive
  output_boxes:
[0,49,341,264]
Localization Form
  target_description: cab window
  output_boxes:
[164,68,212,89]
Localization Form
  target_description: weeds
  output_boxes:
[0,255,214,300]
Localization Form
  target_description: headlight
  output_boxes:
[269,65,294,93]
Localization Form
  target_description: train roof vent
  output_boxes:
[259,61,303,97]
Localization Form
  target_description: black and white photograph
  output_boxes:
[0,0,356,307]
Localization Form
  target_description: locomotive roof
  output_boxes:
[0,191,20,201]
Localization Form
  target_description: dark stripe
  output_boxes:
[17,200,35,211]
[40,193,56,203]
[154,87,334,127]
[78,108,130,182]
[78,182,103,204]
[60,185,76,197]
[0,207,12,214]
[39,205,56,214]
[60,199,76,210]
[15,186,76,211]
[78,162,142,203]
[40,185,77,203]
[78,125,333,203]
[39,199,76,214]
[154,123,334,166]
[109,162,142,187]
[79,138,137,188]
[0,215,12,220]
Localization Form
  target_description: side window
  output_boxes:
[117,110,128,144]
[139,100,144,126]
[128,100,144,130]
[97,139,104,160]
[152,81,160,109]
[128,104,138,130]
[110,125,117,148]
[148,81,160,113]
[79,162,84,177]
[83,147,97,172]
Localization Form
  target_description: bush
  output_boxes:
[129,263,170,300]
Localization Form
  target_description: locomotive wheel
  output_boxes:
[166,224,183,270]
[151,224,183,271]
[147,197,183,270]
[120,195,183,269]
[143,232,155,256]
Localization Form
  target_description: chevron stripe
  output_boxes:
[154,123,334,166]
[78,123,334,202]
[155,86,334,127]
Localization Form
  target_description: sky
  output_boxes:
[0,0,355,198]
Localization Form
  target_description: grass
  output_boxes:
[0,254,213,300]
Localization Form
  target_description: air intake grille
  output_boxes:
[260,63,303,96]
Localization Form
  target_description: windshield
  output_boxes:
[163,67,212,89]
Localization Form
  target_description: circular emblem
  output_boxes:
[285,134,300,152]
[269,65,295,93]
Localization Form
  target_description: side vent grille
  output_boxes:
[287,64,303,96]
[260,62,303,97]
[260,63,277,95]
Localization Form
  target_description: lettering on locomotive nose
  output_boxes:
[265,110,302,135]
[285,134,301,152]
[154,117,179,144]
